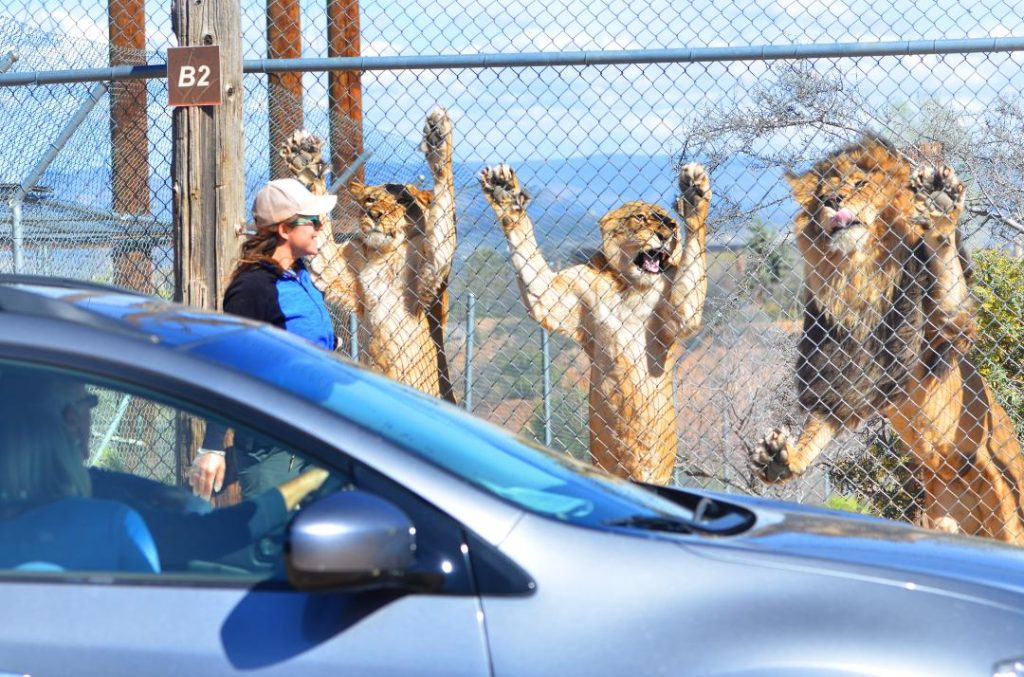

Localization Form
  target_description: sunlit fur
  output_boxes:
[480,163,709,484]
[282,109,457,402]
[752,135,1024,544]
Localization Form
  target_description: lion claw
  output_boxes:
[479,164,530,214]
[750,427,796,483]
[280,129,329,190]
[675,162,711,218]
[909,164,965,231]
[420,107,453,177]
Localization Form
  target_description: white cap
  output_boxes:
[252,178,337,228]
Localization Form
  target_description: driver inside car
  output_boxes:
[0,409,160,573]
[0,366,332,572]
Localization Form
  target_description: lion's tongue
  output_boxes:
[830,208,855,231]
[642,254,661,273]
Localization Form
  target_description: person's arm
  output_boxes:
[192,269,284,498]
[191,422,228,500]
[136,468,330,570]
[277,467,329,510]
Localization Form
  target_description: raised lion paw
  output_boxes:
[479,164,530,224]
[909,164,965,235]
[750,427,797,483]
[420,107,453,178]
[280,130,329,192]
[675,162,711,222]
[915,513,961,534]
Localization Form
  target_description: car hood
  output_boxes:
[687,492,1024,599]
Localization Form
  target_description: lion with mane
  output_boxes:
[751,135,1024,544]
[479,162,710,484]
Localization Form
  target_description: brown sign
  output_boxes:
[167,46,222,107]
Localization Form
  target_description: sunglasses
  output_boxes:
[290,216,323,231]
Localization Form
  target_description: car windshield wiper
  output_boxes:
[603,514,696,534]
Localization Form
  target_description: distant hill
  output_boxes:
[444,153,796,260]
[19,150,797,261]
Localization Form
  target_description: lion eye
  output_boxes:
[818,194,841,210]
[631,214,644,224]
[854,179,869,189]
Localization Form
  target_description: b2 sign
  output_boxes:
[167,46,222,107]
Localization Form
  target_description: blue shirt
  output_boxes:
[222,262,335,351]
[0,497,160,573]
[276,263,335,351]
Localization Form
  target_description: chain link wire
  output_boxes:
[3,1,1024,542]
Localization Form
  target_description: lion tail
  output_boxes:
[429,280,457,405]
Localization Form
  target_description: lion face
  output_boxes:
[597,202,680,288]
[789,137,909,261]
[350,183,431,254]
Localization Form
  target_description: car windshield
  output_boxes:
[188,327,699,528]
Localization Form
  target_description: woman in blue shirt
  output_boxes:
[192,178,337,501]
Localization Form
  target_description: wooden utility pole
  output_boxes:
[267,0,304,178]
[171,0,243,310]
[108,0,153,292]
[327,0,363,232]
[170,0,244,487]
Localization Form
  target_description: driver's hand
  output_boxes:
[190,449,226,500]
[278,467,331,510]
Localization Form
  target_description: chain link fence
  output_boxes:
[3,1,1024,542]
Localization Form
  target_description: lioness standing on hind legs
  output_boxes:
[479,162,710,484]
[750,135,1024,544]
[280,109,457,402]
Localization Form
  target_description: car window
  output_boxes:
[189,328,701,528]
[0,359,437,585]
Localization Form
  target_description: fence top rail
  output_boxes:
[2,36,1023,87]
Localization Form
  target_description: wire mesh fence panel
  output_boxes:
[2,1,1024,543]
[88,388,180,487]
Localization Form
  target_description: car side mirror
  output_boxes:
[285,490,420,592]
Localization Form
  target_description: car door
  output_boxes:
[0,359,491,676]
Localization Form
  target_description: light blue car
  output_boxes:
[1,274,1024,677]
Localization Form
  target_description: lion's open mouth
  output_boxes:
[364,226,398,249]
[634,250,668,274]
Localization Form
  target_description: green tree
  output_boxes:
[828,432,922,522]
[745,220,793,307]
[970,248,1024,434]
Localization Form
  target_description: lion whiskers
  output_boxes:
[828,226,871,258]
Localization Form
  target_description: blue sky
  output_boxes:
[2,0,1024,231]
[5,0,1023,162]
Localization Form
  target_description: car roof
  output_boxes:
[0,274,261,348]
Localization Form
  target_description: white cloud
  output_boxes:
[43,8,106,43]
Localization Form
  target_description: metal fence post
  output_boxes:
[328,148,373,195]
[542,327,552,446]
[10,80,109,274]
[91,394,132,465]
[348,312,359,361]
[464,292,475,411]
